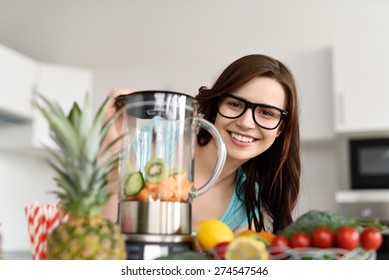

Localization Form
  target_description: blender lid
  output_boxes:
[115,90,195,119]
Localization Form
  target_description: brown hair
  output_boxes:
[195,54,300,233]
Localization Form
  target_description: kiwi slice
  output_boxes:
[124,171,144,196]
[144,157,169,184]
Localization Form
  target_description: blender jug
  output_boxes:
[116,90,226,259]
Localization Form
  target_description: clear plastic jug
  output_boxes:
[116,90,226,235]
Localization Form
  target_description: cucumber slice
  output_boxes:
[124,171,144,196]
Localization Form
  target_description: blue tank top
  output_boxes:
[220,168,249,231]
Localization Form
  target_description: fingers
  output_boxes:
[101,89,134,159]
[103,87,140,136]
[108,87,139,99]
[107,88,140,110]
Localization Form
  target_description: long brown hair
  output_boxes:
[195,54,300,233]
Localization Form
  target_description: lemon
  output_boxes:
[196,219,235,250]
[225,236,269,260]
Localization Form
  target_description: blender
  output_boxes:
[116,90,226,260]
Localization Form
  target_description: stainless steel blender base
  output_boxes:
[125,234,196,260]
[125,233,195,243]
[119,200,192,235]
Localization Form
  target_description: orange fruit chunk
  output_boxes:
[238,230,276,242]
[237,230,276,247]
[238,229,257,237]
[257,231,276,243]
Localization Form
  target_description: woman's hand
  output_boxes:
[102,87,139,154]
[101,87,139,222]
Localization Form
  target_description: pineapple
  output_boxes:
[33,93,127,260]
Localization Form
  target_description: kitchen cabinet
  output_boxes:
[0,44,37,121]
[332,29,389,134]
[284,49,335,141]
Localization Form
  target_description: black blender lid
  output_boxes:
[115,90,194,110]
[115,90,195,119]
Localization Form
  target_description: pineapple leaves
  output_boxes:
[33,99,80,158]
[67,102,81,126]
[33,92,124,217]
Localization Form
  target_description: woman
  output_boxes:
[102,54,300,234]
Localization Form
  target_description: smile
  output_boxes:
[230,132,255,143]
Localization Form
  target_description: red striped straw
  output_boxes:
[24,203,68,260]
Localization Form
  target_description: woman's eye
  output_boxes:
[227,101,243,109]
[257,108,276,118]
[263,110,274,116]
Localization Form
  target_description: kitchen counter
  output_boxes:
[2,251,32,260]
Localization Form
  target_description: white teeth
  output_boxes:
[230,132,254,143]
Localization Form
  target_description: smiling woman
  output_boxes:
[193,54,300,234]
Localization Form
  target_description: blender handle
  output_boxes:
[190,116,227,198]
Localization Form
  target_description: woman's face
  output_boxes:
[214,76,286,163]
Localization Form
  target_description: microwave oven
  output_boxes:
[349,138,389,189]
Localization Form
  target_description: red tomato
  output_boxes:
[270,235,290,248]
[360,227,383,250]
[270,235,290,256]
[290,232,311,248]
[335,226,360,250]
[311,226,334,249]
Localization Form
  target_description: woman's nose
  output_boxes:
[236,108,256,128]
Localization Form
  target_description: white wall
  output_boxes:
[1,0,388,69]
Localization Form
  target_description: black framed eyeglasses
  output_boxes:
[217,93,288,130]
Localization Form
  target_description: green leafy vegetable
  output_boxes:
[280,210,386,239]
